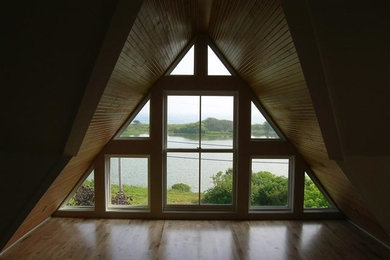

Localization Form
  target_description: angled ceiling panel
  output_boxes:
[208,0,390,243]
[6,0,197,247]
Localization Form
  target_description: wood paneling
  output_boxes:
[5,0,197,249]
[208,0,390,244]
[2,218,390,259]
[5,0,389,251]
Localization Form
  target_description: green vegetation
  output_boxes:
[251,121,278,138]
[201,169,288,206]
[120,120,149,137]
[65,173,331,209]
[109,183,199,206]
[122,118,279,139]
[65,180,94,207]
[304,175,331,209]
[171,183,191,192]
[168,117,233,139]
[202,169,233,204]
[110,184,148,206]
[201,169,331,208]
[167,189,199,204]
[251,171,288,206]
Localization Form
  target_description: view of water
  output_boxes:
[109,136,289,192]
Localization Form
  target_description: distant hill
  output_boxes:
[168,117,233,136]
[122,117,278,138]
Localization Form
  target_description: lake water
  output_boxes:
[109,136,289,192]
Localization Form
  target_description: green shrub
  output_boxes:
[66,180,94,207]
[202,169,288,206]
[304,176,331,208]
[251,171,288,206]
[171,183,191,192]
[111,191,132,205]
[201,169,232,204]
[202,169,332,208]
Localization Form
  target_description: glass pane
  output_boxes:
[167,96,200,149]
[201,153,233,205]
[304,172,332,209]
[251,158,289,207]
[64,170,95,208]
[251,102,279,139]
[170,45,194,75]
[201,96,234,149]
[207,46,231,75]
[109,157,148,207]
[167,152,199,205]
[119,100,150,138]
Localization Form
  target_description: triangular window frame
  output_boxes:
[54,33,344,219]
[207,45,231,76]
[251,100,283,140]
[59,167,95,210]
[116,98,150,139]
[169,45,194,75]
[304,170,337,211]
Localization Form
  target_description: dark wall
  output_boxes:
[0,0,120,250]
[288,0,390,238]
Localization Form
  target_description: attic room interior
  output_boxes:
[1,0,390,259]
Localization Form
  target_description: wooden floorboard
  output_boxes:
[1,218,389,260]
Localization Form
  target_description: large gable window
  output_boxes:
[56,36,340,220]
[164,94,236,208]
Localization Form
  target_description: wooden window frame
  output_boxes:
[114,97,151,141]
[163,93,238,212]
[105,154,151,212]
[57,167,95,212]
[54,35,343,220]
[303,170,338,213]
[249,156,295,213]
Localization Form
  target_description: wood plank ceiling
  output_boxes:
[6,0,389,248]
[207,0,389,243]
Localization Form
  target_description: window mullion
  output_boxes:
[198,96,202,205]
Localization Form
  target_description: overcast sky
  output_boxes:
[171,46,231,75]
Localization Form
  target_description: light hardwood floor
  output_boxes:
[1,218,389,259]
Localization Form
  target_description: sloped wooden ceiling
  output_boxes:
[208,0,390,243]
[5,0,198,248]
[5,0,390,250]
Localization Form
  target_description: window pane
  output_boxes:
[119,100,150,138]
[251,102,279,139]
[170,45,194,75]
[167,153,199,205]
[201,153,233,205]
[251,158,289,207]
[167,96,200,149]
[201,96,234,149]
[207,46,231,76]
[109,157,148,207]
[64,170,95,208]
[304,172,332,209]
